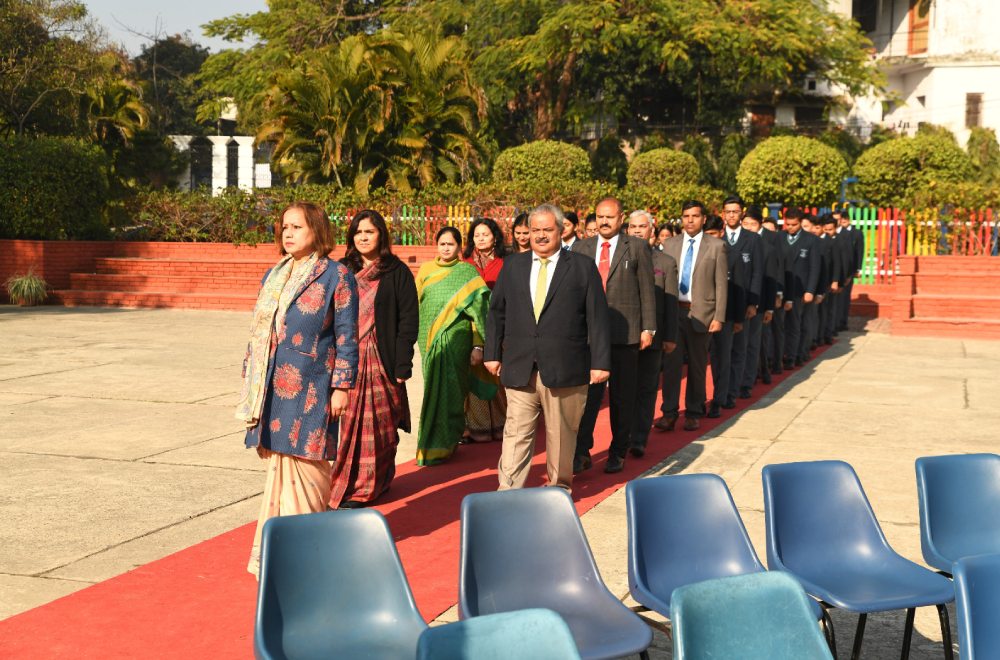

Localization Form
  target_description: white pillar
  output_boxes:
[169,135,193,192]
[234,136,255,191]
[208,136,231,196]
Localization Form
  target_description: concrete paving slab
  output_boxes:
[0,452,261,576]
[0,575,90,621]
[144,432,266,471]
[2,397,243,461]
[966,377,997,411]
[44,496,262,584]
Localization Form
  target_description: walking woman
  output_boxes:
[510,212,531,253]
[329,210,418,509]
[462,217,507,442]
[414,226,493,465]
[238,202,359,576]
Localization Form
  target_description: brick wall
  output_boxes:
[0,240,116,302]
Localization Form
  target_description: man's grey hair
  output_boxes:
[528,203,565,225]
[628,209,653,225]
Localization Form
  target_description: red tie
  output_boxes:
[598,241,611,290]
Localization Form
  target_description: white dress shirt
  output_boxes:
[529,249,561,305]
[726,226,742,245]
[677,231,704,303]
[594,233,620,269]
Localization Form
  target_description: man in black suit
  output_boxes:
[485,204,610,491]
[835,209,865,331]
[782,208,820,367]
[760,217,789,378]
[720,196,764,403]
[801,214,830,356]
[739,206,775,388]
[821,214,851,344]
[705,214,742,418]
[572,197,657,474]
[625,209,678,458]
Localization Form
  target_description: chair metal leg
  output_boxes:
[820,603,838,660]
[900,608,916,660]
[937,604,954,660]
[639,651,650,660]
[850,613,867,660]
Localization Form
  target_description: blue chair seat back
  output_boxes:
[626,474,766,612]
[954,553,1000,660]
[255,509,426,659]
[916,454,1000,572]
[670,572,833,660]
[417,608,581,660]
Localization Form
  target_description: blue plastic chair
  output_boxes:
[254,509,427,660]
[762,460,955,660]
[417,608,582,660]
[953,554,1000,660]
[916,453,1000,573]
[459,488,653,660]
[670,572,834,660]
[626,474,835,653]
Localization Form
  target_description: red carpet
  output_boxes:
[0,352,826,659]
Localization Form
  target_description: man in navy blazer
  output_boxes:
[485,204,611,491]
[781,207,821,367]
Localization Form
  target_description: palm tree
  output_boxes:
[80,81,149,149]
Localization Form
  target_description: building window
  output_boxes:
[908,0,930,55]
[966,93,983,128]
[189,137,212,190]
[852,0,877,33]
[227,139,239,188]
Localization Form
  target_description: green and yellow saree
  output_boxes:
[415,258,495,465]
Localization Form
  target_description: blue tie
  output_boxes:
[679,238,694,296]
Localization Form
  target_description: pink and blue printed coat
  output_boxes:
[244,257,359,461]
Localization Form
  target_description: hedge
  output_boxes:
[491,140,592,184]
[0,136,111,240]
[626,148,701,189]
[736,136,847,206]
[853,134,975,206]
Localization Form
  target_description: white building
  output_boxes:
[169,135,274,195]
[836,0,1000,145]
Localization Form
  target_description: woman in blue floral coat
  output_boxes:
[237,201,359,576]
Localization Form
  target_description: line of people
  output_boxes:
[237,198,865,576]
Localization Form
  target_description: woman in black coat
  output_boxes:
[329,210,418,509]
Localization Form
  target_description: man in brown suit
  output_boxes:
[655,200,728,432]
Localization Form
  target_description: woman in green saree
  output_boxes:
[414,226,494,465]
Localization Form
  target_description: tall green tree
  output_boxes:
[133,34,210,135]
[258,31,486,195]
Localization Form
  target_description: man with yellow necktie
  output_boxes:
[485,204,611,491]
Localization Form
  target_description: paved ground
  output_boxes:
[1,305,997,658]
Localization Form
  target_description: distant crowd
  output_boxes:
[236,196,865,577]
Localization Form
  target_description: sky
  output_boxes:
[83,0,268,55]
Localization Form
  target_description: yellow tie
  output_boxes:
[533,257,550,320]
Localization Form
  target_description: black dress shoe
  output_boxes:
[721,399,736,409]
[573,454,592,474]
[604,454,625,473]
[707,401,721,418]
[782,359,794,370]
[794,358,803,367]
[629,445,646,458]
[739,387,752,399]
[761,371,772,385]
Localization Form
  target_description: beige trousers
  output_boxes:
[498,372,588,491]
[248,448,332,577]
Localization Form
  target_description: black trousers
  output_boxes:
[630,347,664,451]
[822,292,838,340]
[837,278,854,328]
[800,300,819,359]
[662,311,711,419]
[709,321,735,406]
[783,300,803,363]
[741,312,764,390]
[575,343,639,461]
[768,305,785,370]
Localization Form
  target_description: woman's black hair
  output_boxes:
[512,212,529,229]
[342,209,402,279]
[435,226,463,246]
[462,217,508,260]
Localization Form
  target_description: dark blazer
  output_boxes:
[831,232,854,286]
[572,234,657,345]
[848,225,865,276]
[735,229,765,309]
[484,250,611,389]
[814,235,833,295]
[758,229,783,311]
[650,247,679,344]
[784,230,821,299]
[372,258,419,382]
[722,228,763,321]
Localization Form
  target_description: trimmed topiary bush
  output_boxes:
[0,136,111,240]
[491,140,591,184]
[736,136,848,206]
[621,183,724,220]
[626,148,701,189]
[854,133,975,206]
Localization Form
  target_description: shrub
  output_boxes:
[967,127,1000,180]
[901,180,1000,211]
[818,127,864,168]
[736,136,848,206]
[621,183,724,220]
[716,133,753,194]
[590,135,629,186]
[0,136,111,240]
[854,134,975,206]
[491,140,591,184]
[626,148,701,189]
[4,271,48,306]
